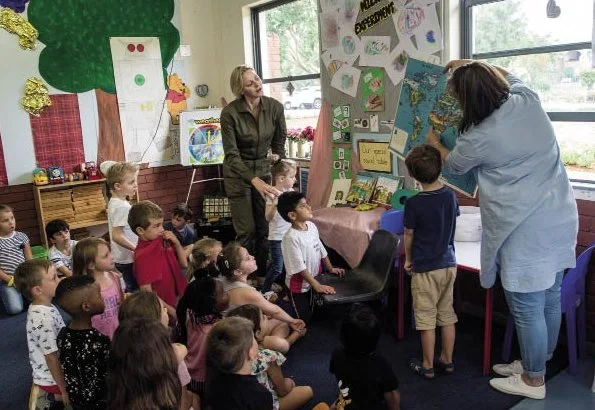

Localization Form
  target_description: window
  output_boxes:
[252,0,321,131]
[462,0,595,181]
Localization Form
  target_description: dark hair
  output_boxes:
[206,317,254,373]
[172,203,193,221]
[448,61,510,133]
[226,304,261,335]
[277,190,305,222]
[405,145,442,184]
[0,204,13,214]
[14,259,52,300]
[45,219,70,242]
[54,275,96,316]
[128,200,164,234]
[119,291,162,322]
[216,242,244,280]
[340,303,381,355]
[108,318,181,410]
[176,276,222,345]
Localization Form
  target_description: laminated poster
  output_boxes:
[331,105,351,143]
[361,68,385,112]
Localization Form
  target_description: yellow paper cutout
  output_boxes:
[0,8,38,49]
[21,77,52,116]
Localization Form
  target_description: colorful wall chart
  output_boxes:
[179,109,224,166]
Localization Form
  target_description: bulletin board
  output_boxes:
[320,0,445,180]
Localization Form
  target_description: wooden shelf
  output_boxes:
[35,178,106,191]
[70,219,108,230]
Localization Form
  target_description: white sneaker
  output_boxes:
[489,374,546,400]
[492,360,523,376]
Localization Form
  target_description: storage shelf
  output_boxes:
[35,178,106,191]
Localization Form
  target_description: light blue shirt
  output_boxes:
[445,75,578,293]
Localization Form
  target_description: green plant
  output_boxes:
[580,71,595,90]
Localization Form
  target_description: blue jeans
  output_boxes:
[115,263,138,293]
[0,283,24,315]
[503,270,564,378]
[262,240,283,293]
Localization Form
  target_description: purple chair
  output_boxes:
[501,243,595,374]
[379,209,408,337]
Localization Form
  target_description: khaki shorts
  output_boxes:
[411,266,458,330]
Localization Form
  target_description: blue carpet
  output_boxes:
[0,304,567,409]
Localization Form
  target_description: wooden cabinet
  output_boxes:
[33,179,108,247]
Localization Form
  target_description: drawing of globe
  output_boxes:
[188,124,224,163]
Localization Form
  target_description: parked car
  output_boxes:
[282,87,322,110]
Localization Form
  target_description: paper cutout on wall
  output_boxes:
[0,7,37,49]
[320,11,339,51]
[354,1,397,35]
[179,109,224,166]
[330,65,361,98]
[338,0,359,27]
[110,37,174,164]
[332,105,352,143]
[0,0,30,13]
[29,94,85,174]
[361,68,385,112]
[332,145,352,180]
[414,5,442,55]
[386,44,410,86]
[20,77,52,116]
[359,36,391,67]
[320,0,341,13]
[357,140,391,172]
[27,0,179,94]
[338,26,361,66]
[393,5,425,37]
[166,73,191,125]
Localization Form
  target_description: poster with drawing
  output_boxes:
[338,26,362,66]
[179,109,224,166]
[320,11,340,50]
[414,4,442,55]
[330,65,361,97]
[361,68,385,112]
[359,36,391,66]
[332,145,352,180]
[110,37,175,164]
[332,105,351,143]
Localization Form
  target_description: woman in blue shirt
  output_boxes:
[427,60,578,400]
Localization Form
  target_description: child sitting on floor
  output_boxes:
[227,304,313,410]
[72,237,124,339]
[205,317,273,410]
[0,204,32,315]
[218,242,306,353]
[262,159,297,293]
[108,318,182,410]
[187,238,223,282]
[330,303,400,410]
[128,200,188,318]
[14,260,67,408]
[118,291,192,410]
[277,191,344,322]
[46,219,77,278]
[55,276,110,410]
[404,145,459,379]
[176,275,229,410]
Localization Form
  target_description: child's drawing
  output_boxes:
[394,5,425,36]
[386,45,410,85]
[414,5,442,55]
[331,65,360,98]
[359,36,391,66]
[320,12,339,50]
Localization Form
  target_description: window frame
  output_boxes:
[251,0,321,86]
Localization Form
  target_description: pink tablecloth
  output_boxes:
[311,207,386,268]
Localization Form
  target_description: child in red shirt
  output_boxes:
[128,200,188,318]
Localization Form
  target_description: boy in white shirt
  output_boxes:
[14,259,67,408]
[104,161,139,292]
[278,191,344,322]
[45,219,76,277]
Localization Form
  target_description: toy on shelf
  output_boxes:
[48,166,65,184]
[65,172,84,182]
[80,161,102,180]
[32,168,49,186]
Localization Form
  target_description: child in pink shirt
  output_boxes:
[72,237,124,339]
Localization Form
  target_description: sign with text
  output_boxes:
[357,140,391,173]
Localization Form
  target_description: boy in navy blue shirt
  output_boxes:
[404,144,459,379]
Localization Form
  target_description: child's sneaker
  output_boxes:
[492,360,523,376]
[489,374,545,400]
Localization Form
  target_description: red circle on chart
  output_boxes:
[127,44,135,52]
[137,44,145,52]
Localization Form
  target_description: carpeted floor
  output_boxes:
[0,302,567,410]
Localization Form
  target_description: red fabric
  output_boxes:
[134,237,188,307]
[0,133,8,186]
[30,94,85,174]
[306,100,333,210]
[38,384,61,394]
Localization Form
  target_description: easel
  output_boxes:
[185,164,224,205]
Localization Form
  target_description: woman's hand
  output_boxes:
[445,59,473,72]
[251,176,281,200]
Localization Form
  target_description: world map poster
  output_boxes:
[389,58,477,197]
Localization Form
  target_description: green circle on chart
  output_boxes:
[134,74,145,86]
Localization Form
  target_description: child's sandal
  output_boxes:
[434,359,455,375]
[408,358,435,379]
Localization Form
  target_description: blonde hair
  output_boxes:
[229,65,256,98]
[105,161,139,192]
[128,200,164,233]
[118,291,162,322]
[72,237,109,276]
[189,238,222,273]
[271,159,297,185]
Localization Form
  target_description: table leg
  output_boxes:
[397,260,405,340]
[483,287,494,376]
